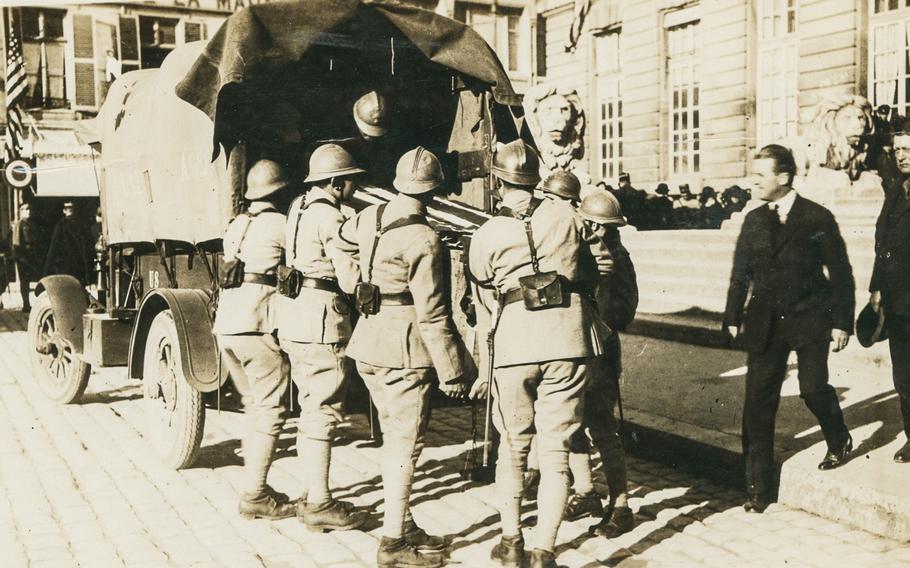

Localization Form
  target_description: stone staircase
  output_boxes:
[621,187,889,362]
[623,189,883,317]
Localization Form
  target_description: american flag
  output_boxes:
[4,9,28,162]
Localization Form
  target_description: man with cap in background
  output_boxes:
[214,159,294,520]
[44,201,93,284]
[335,146,467,567]
[11,202,42,312]
[724,144,854,513]
[468,140,613,568]
[276,144,368,531]
[870,118,910,463]
[565,191,637,537]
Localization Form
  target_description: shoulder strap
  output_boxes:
[229,213,254,260]
[288,196,335,264]
[381,214,429,234]
[365,203,388,283]
[497,197,544,273]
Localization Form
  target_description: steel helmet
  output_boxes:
[579,191,627,226]
[394,146,444,195]
[492,140,541,186]
[542,171,581,201]
[353,91,390,137]
[304,143,365,183]
[245,159,291,200]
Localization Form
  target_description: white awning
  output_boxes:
[32,129,100,197]
[36,155,99,197]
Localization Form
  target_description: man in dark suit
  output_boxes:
[724,144,855,513]
[870,124,910,463]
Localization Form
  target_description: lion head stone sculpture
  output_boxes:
[523,83,586,177]
[810,94,875,181]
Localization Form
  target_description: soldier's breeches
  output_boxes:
[570,354,627,498]
[492,359,588,550]
[356,362,432,539]
[280,339,351,441]
[218,333,289,496]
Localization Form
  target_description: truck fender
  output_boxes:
[127,288,223,393]
[35,275,89,354]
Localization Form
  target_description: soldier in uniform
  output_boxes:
[214,160,295,520]
[468,140,613,568]
[276,144,368,531]
[335,147,467,567]
[565,191,637,538]
[541,171,581,207]
[328,91,401,187]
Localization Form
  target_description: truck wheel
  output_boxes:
[28,292,91,403]
[143,309,204,469]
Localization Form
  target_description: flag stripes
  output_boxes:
[5,8,28,162]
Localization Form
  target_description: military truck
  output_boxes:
[28,0,521,469]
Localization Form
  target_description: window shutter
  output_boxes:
[536,15,547,77]
[72,14,97,110]
[184,22,202,43]
[119,16,140,62]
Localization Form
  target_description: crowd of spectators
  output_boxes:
[599,173,752,231]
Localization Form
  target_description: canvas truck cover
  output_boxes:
[176,0,520,154]
[95,43,231,247]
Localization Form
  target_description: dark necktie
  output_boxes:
[902,178,910,200]
[768,204,782,245]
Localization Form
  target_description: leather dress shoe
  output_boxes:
[238,486,297,520]
[490,534,525,566]
[529,549,558,568]
[592,506,633,537]
[377,536,443,568]
[818,435,853,470]
[894,441,910,463]
[563,492,604,521]
[403,519,448,553]
[743,494,770,514]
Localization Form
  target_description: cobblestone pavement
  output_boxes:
[1,311,909,568]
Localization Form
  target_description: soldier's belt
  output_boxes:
[500,279,588,307]
[381,291,414,306]
[299,275,342,294]
[243,273,277,287]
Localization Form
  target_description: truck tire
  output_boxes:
[27,292,91,404]
[142,309,204,469]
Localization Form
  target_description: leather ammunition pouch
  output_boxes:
[498,197,567,312]
[517,270,564,310]
[356,203,429,316]
[218,258,245,289]
[354,281,381,315]
[277,265,302,298]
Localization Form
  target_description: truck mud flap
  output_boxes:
[35,275,89,354]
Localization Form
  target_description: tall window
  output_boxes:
[667,21,700,175]
[869,3,910,116]
[596,32,622,181]
[757,0,798,144]
[456,3,524,73]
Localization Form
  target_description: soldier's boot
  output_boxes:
[238,486,297,520]
[302,499,368,532]
[403,519,448,553]
[529,549,557,568]
[592,505,634,538]
[563,492,604,522]
[377,536,444,568]
[490,534,525,567]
